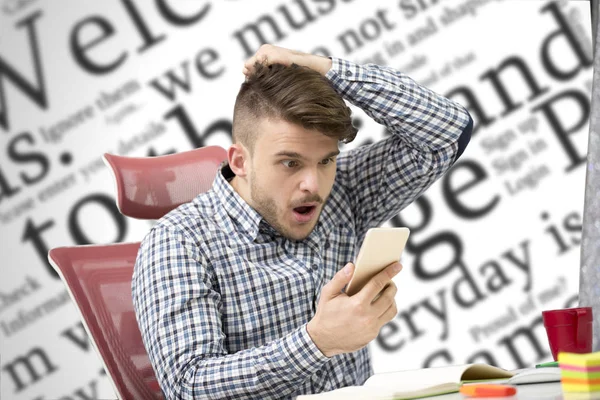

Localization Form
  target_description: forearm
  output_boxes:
[291,52,332,76]
[171,324,330,399]
[326,58,472,152]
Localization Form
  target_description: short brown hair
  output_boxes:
[232,62,357,152]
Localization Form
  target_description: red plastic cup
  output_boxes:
[542,307,593,361]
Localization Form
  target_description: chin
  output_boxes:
[287,225,317,241]
[288,234,310,242]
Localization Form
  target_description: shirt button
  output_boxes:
[316,370,323,377]
[312,264,319,271]
[324,241,330,250]
[345,70,352,77]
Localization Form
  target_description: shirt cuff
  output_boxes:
[280,323,330,376]
[325,57,366,97]
[326,57,363,79]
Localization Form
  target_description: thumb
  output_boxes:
[323,263,354,298]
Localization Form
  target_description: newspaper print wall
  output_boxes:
[0,0,593,398]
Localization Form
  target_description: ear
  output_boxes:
[228,143,250,178]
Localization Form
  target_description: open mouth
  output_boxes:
[294,205,315,215]
[292,204,318,223]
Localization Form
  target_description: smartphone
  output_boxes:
[344,227,410,296]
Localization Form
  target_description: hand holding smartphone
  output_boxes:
[344,227,410,296]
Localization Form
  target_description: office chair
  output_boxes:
[48,146,227,400]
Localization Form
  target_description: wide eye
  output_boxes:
[282,160,299,168]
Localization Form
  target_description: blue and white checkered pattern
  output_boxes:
[132,58,472,399]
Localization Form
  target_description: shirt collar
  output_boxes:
[214,162,263,241]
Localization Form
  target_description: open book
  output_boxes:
[296,364,561,400]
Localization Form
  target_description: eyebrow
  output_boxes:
[274,150,340,160]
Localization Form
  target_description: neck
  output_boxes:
[230,176,253,207]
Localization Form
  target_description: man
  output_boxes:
[132,45,472,399]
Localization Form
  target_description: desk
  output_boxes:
[429,382,600,400]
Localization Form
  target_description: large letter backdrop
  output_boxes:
[0,0,594,398]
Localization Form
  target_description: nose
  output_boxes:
[299,168,319,194]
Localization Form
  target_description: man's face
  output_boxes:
[247,118,339,241]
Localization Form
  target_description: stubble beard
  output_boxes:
[250,170,318,241]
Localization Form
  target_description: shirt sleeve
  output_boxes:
[326,57,473,239]
[132,225,330,399]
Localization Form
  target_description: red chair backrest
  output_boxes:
[49,146,227,399]
[48,243,164,399]
[103,145,227,219]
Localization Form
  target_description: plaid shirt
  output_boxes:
[132,58,472,399]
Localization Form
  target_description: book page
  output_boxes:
[365,364,470,390]
[462,367,560,385]
[365,363,514,391]
[461,363,514,381]
[508,367,561,385]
